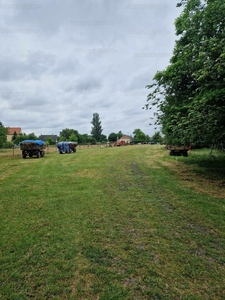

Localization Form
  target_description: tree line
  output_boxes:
[0,113,163,148]
[145,0,225,148]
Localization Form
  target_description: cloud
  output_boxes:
[0,0,183,137]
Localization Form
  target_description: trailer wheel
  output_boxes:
[37,151,41,158]
[29,153,33,158]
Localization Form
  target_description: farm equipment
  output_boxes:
[20,140,46,159]
[57,141,77,154]
[57,141,70,154]
[168,145,189,157]
[68,142,77,153]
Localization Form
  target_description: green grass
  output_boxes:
[0,145,225,299]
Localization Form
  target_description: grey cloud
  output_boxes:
[0,0,183,137]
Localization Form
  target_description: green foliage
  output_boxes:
[11,133,37,145]
[45,137,55,145]
[108,132,117,142]
[0,122,7,148]
[146,0,225,147]
[133,128,146,143]
[117,131,123,139]
[3,141,14,148]
[69,133,78,142]
[76,134,96,145]
[27,133,38,140]
[151,131,164,144]
[11,131,17,141]
[59,128,79,141]
[90,113,103,142]
[100,134,107,143]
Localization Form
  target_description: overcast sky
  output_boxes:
[0,0,183,138]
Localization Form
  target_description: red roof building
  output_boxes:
[7,127,22,141]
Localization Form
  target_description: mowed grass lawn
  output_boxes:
[0,145,225,300]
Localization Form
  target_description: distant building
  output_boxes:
[39,135,58,143]
[7,127,22,142]
[118,135,133,144]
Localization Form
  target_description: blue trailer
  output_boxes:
[57,141,71,154]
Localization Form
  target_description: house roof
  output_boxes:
[120,135,133,140]
[7,127,22,135]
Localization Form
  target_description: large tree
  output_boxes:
[145,0,225,146]
[108,132,117,142]
[133,128,146,144]
[59,128,79,141]
[90,113,103,142]
[0,122,7,148]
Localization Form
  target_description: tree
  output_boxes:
[91,113,103,142]
[117,131,123,139]
[145,0,225,147]
[27,133,38,140]
[59,129,79,141]
[108,132,117,142]
[0,122,7,148]
[12,131,17,141]
[12,132,38,145]
[45,137,55,145]
[100,134,107,143]
[133,129,146,144]
[13,133,27,145]
[77,134,96,144]
[151,131,163,144]
[69,133,78,142]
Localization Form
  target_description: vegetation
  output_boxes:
[145,0,225,147]
[108,132,118,142]
[0,122,7,148]
[44,137,56,146]
[91,113,103,142]
[0,145,224,299]
[133,128,151,144]
[151,131,164,144]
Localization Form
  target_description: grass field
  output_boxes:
[0,145,225,300]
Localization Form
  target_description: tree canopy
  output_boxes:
[59,128,79,141]
[91,113,103,142]
[145,0,225,146]
[133,128,147,144]
[108,132,118,142]
[12,133,38,145]
[0,122,7,148]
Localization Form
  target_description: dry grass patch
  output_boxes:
[162,159,225,199]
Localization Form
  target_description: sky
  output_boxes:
[0,0,183,138]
